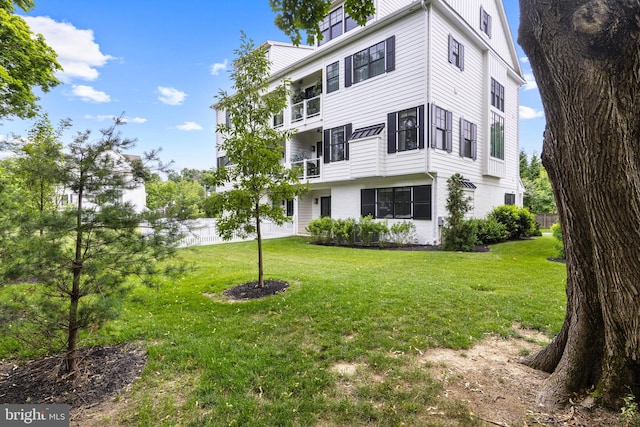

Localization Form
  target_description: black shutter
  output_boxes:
[446,110,453,153]
[459,118,465,157]
[345,123,352,160]
[345,56,352,87]
[430,103,437,148]
[323,129,331,163]
[459,43,464,71]
[471,123,478,160]
[448,34,453,64]
[386,35,395,72]
[387,112,397,153]
[418,104,425,149]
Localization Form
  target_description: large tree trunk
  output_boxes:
[519,0,640,409]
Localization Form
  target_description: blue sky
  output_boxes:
[1,1,544,171]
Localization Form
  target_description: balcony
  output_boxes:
[291,95,322,123]
[290,150,321,180]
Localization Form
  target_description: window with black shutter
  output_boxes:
[448,34,464,70]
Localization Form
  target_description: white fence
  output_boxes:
[178,218,296,248]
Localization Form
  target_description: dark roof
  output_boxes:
[349,123,385,140]
[462,180,477,189]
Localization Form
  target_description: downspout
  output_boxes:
[423,0,439,245]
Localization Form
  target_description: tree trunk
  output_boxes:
[256,203,264,288]
[519,0,640,409]
[66,184,83,374]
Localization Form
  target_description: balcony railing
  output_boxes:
[291,157,321,179]
[291,95,322,123]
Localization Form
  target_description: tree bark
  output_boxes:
[66,179,83,374]
[519,0,640,408]
[256,202,264,288]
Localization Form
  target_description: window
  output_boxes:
[217,155,231,168]
[480,6,492,37]
[460,118,477,159]
[323,124,352,163]
[504,193,516,205]
[448,35,464,70]
[387,106,425,153]
[319,7,343,45]
[345,36,395,87]
[319,7,371,45]
[361,185,432,220]
[491,78,505,112]
[354,41,385,83]
[344,13,359,32]
[490,112,505,160]
[286,199,294,216]
[431,104,453,152]
[273,110,284,127]
[326,62,339,93]
[320,196,331,217]
[330,127,345,161]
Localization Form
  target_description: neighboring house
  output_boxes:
[60,152,147,214]
[215,0,525,244]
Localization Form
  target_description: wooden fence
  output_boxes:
[535,213,559,229]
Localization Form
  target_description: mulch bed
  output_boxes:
[0,343,146,408]
[222,280,289,300]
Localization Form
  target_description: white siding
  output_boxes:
[377,0,416,19]
[440,0,520,73]
[214,0,523,243]
[350,137,383,178]
[267,43,314,75]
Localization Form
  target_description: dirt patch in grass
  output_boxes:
[0,343,146,425]
[419,327,623,426]
[222,279,289,301]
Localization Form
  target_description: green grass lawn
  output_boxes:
[1,236,567,426]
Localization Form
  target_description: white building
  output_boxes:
[216,0,525,244]
[61,152,147,214]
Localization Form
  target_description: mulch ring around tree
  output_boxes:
[222,280,289,301]
[0,343,146,408]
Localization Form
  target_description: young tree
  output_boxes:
[0,120,183,374]
[0,1,61,119]
[212,33,307,288]
[520,150,556,213]
[519,0,640,409]
[441,173,476,251]
[3,116,71,227]
[273,0,640,410]
[146,175,206,220]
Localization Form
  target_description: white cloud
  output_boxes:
[176,121,203,131]
[72,85,111,103]
[210,59,228,76]
[121,117,147,124]
[523,73,538,91]
[520,105,545,120]
[157,86,187,106]
[24,16,113,82]
[85,114,146,123]
[520,56,530,64]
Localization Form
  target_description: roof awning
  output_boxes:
[462,180,477,189]
[349,123,385,140]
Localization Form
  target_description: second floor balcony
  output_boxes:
[291,95,322,123]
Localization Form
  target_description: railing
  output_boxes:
[291,95,322,123]
[291,157,321,179]
[177,218,295,248]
